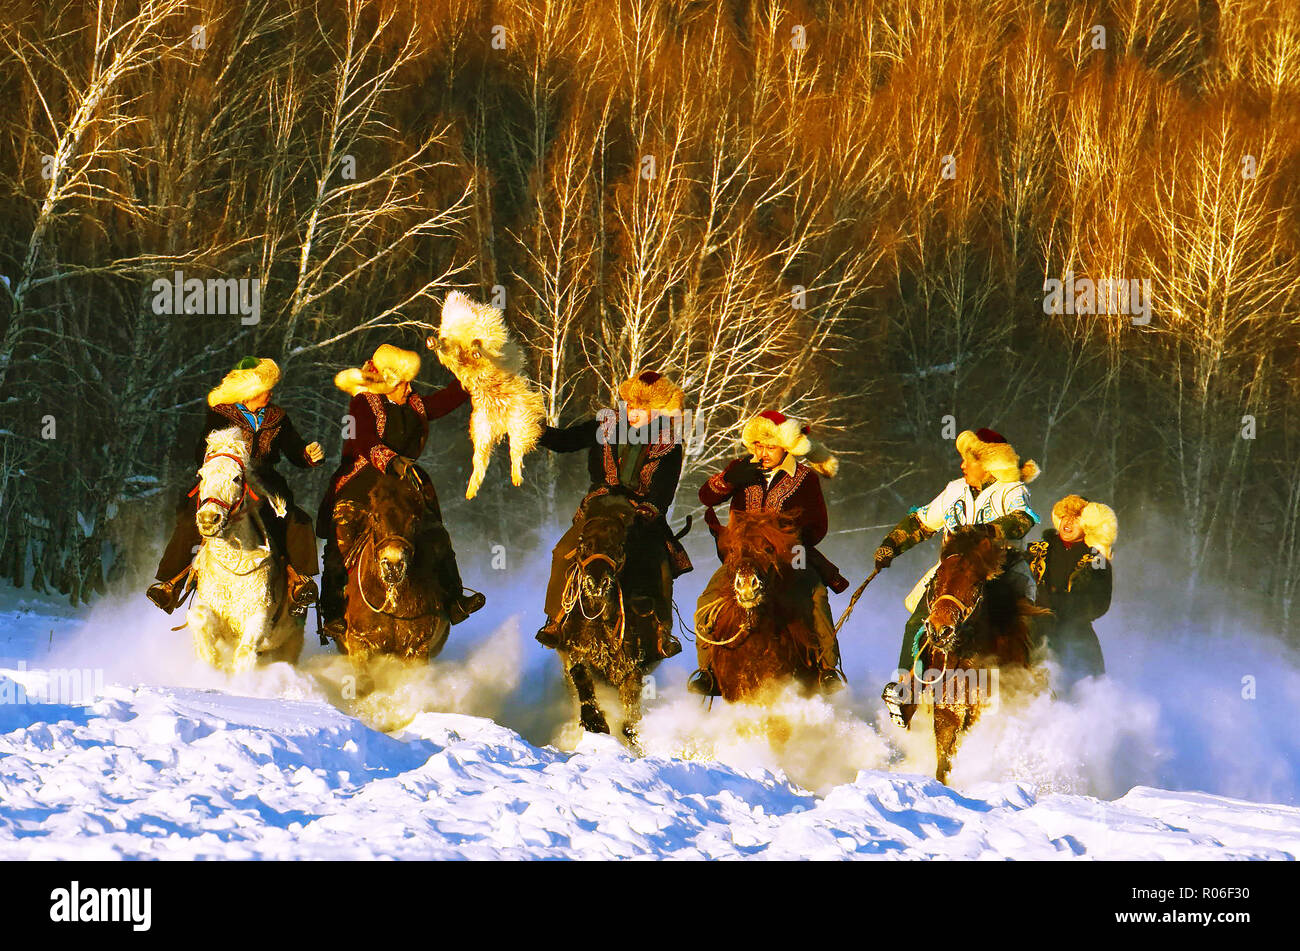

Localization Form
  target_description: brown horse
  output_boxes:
[912,526,1049,783]
[329,474,451,662]
[556,495,663,746]
[696,508,820,702]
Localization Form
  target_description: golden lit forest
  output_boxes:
[1,0,1298,629]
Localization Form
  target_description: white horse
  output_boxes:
[187,427,303,671]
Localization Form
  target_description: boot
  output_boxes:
[285,565,318,617]
[146,567,191,615]
[818,666,847,693]
[881,680,915,729]
[687,668,721,697]
[535,616,562,649]
[448,590,485,625]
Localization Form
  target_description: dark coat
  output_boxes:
[699,458,848,593]
[539,417,692,577]
[1028,528,1110,678]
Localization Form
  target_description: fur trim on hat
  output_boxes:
[956,429,1039,484]
[741,410,838,478]
[335,344,421,396]
[1051,494,1089,533]
[617,370,684,413]
[208,358,280,407]
[1080,501,1118,560]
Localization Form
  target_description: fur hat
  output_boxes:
[617,370,684,413]
[334,344,421,396]
[1051,494,1089,532]
[741,409,839,478]
[1079,501,1118,560]
[956,427,1039,484]
[208,357,280,407]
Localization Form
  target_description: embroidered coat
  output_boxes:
[539,416,692,577]
[698,457,848,593]
[885,476,1039,613]
[317,380,469,535]
[196,402,314,505]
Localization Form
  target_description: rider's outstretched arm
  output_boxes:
[538,419,599,453]
[417,377,470,419]
[277,413,314,469]
[875,512,936,567]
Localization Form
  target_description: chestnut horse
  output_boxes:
[912,526,1048,783]
[328,474,451,662]
[696,508,820,702]
[555,495,669,746]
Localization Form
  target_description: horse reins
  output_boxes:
[350,528,442,620]
[189,451,261,516]
[560,552,626,651]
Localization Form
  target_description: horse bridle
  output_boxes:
[189,451,260,517]
[924,589,982,655]
[347,525,439,620]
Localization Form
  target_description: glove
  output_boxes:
[874,546,895,571]
[727,459,764,489]
[391,456,428,494]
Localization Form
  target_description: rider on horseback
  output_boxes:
[874,427,1039,728]
[534,370,692,661]
[1026,494,1116,690]
[688,410,848,697]
[317,344,486,642]
[148,357,323,615]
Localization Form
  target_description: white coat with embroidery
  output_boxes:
[903,477,1037,613]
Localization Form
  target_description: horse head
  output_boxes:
[336,476,426,589]
[926,525,1008,652]
[195,427,261,539]
[571,500,634,622]
[719,509,801,611]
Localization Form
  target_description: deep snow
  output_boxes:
[2,583,1299,860]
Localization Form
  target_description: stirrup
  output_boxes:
[818,667,846,693]
[881,681,908,728]
[687,668,720,698]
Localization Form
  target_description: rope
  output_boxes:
[693,597,744,646]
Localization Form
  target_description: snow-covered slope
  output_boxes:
[2,671,1298,860]
[2,589,1299,860]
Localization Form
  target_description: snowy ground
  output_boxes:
[2,581,1299,860]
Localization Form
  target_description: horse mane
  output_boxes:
[720,508,801,574]
[204,426,252,463]
[939,526,1006,581]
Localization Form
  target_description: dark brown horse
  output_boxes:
[697,508,820,702]
[913,526,1049,783]
[556,495,662,746]
[329,474,451,662]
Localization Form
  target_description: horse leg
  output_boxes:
[617,675,645,754]
[569,662,610,735]
[188,602,222,669]
[933,706,963,785]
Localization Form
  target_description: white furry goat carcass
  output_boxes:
[429,291,545,500]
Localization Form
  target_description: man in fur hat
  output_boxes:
[873,427,1040,728]
[148,357,324,614]
[317,344,485,636]
[688,409,849,696]
[1026,494,1115,690]
[533,370,692,662]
